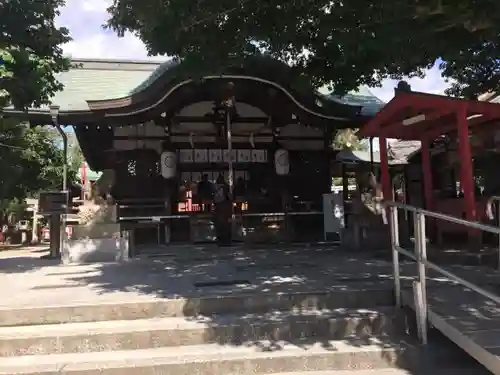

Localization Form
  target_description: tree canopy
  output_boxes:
[0,0,71,109]
[107,0,500,98]
[0,119,76,217]
[333,129,367,151]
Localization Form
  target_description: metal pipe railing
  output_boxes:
[118,215,190,221]
[386,200,500,345]
[389,202,500,234]
[486,195,500,270]
[118,204,167,209]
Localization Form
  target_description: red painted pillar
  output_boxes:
[421,139,434,210]
[82,162,87,186]
[379,137,392,201]
[81,162,87,200]
[456,104,476,221]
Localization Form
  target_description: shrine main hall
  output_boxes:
[3,56,384,251]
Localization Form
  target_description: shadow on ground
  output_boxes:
[1,244,497,372]
[0,246,55,273]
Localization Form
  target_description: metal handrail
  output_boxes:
[485,195,500,221]
[118,204,166,209]
[486,195,500,270]
[118,215,190,221]
[386,200,500,346]
[118,211,325,221]
[386,201,500,235]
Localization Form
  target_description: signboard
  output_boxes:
[194,149,208,163]
[38,191,68,215]
[179,149,194,163]
[178,149,268,164]
[223,149,237,162]
[209,149,223,163]
[251,150,267,163]
[237,149,251,162]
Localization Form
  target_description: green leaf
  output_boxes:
[333,129,367,151]
[0,0,71,109]
[0,119,79,216]
[105,0,500,98]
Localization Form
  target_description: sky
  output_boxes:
[56,0,450,102]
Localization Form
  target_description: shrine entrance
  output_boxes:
[4,56,376,255]
[111,117,335,252]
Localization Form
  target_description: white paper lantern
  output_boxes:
[160,151,177,179]
[274,149,290,175]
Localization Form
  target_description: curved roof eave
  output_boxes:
[125,57,380,119]
[0,108,102,127]
[85,55,364,121]
[1,57,382,125]
[327,86,386,117]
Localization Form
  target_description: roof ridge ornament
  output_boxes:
[395,81,412,94]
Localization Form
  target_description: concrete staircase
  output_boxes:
[0,289,490,374]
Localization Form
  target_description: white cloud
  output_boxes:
[80,0,111,13]
[370,63,449,102]
[61,33,166,61]
[57,0,166,61]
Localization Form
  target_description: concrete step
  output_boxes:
[0,308,396,356]
[269,369,492,375]
[0,289,393,327]
[0,340,422,375]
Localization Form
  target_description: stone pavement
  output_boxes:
[1,244,500,309]
[0,245,495,374]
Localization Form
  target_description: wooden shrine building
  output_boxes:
[3,57,384,250]
[359,85,500,245]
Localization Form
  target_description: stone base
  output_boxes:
[62,237,129,264]
[72,223,121,240]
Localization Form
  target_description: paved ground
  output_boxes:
[1,244,499,373]
[0,244,48,253]
[2,244,500,310]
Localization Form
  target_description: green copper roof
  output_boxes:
[329,86,385,116]
[54,64,157,110]
[17,59,162,111]
[130,59,178,95]
[8,58,384,113]
[77,162,102,181]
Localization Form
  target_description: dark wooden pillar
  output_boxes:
[421,139,434,210]
[456,104,476,221]
[341,162,349,227]
[324,128,333,194]
[379,137,392,200]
